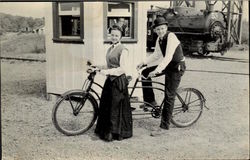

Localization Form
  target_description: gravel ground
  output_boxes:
[1,49,249,160]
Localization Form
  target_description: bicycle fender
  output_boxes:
[59,89,87,98]
[178,87,208,110]
[59,89,99,109]
[193,88,208,110]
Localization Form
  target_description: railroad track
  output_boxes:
[0,56,46,62]
[1,56,248,76]
[186,69,249,76]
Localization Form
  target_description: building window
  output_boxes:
[53,2,84,43]
[104,2,138,43]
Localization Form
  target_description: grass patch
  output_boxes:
[0,32,46,56]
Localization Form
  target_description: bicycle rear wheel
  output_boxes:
[52,91,98,136]
[171,88,204,127]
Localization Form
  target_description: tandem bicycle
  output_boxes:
[52,62,207,136]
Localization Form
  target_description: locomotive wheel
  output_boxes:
[197,50,210,56]
[210,21,225,43]
[197,47,204,56]
[197,47,210,56]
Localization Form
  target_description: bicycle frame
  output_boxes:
[52,68,206,136]
[82,71,176,113]
[128,77,166,111]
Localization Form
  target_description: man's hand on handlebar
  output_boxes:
[148,70,160,78]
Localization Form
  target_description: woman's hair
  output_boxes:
[110,25,123,37]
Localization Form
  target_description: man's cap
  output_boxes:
[152,16,168,29]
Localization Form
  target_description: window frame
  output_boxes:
[52,2,84,44]
[103,2,138,44]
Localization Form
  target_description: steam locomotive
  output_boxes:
[147,6,231,56]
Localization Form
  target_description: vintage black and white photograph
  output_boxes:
[0,1,249,159]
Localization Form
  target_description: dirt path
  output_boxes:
[1,49,249,160]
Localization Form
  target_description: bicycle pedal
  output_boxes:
[140,104,149,109]
[143,107,149,112]
[130,97,139,101]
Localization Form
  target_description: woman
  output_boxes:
[94,25,133,142]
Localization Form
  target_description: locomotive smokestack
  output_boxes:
[208,4,214,12]
[150,5,153,10]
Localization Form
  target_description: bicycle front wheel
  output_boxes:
[52,91,98,136]
[171,88,204,127]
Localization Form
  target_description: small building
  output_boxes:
[44,2,167,96]
[20,26,32,33]
[33,25,45,34]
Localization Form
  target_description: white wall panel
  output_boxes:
[45,2,149,96]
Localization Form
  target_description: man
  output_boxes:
[117,18,128,37]
[137,16,186,130]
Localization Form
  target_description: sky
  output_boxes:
[0,2,48,18]
[0,2,249,20]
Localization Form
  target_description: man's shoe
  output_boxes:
[139,104,147,109]
[139,104,150,112]
[130,107,136,111]
[139,101,158,109]
[151,101,158,106]
[150,128,165,137]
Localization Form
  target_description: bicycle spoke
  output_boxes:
[80,111,94,113]
[188,91,191,105]
[173,110,183,116]
[68,95,76,112]
[184,90,188,103]
[186,99,201,106]
[75,104,84,113]
[187,109,202,112]
[173,106,183,110]
[75,98,83,111]
[174,103,182,107]
[188,104,202,107]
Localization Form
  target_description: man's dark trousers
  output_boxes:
[141,64,184,127]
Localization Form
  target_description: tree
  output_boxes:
[0,13,45,32]
[27,17,36,30]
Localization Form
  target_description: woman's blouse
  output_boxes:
[101,42,130,77]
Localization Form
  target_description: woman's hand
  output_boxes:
[137,62,147,70]
[100,69,109,76]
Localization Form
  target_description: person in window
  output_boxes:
[137,16,186,130]
[117,18,128,37]
[94,25,133,142]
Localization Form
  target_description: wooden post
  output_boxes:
[226,0,232,44]
[237,0,243,44]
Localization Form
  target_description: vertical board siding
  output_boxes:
[55,43,65,91]
[72,48,85,90]
[63,45,73,90]
[46,2,149,95]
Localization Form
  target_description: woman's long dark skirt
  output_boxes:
[95,74,133,141]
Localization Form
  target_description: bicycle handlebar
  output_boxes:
[86,61,160,79]
[137,66,161,79]
[86,65,100,74]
